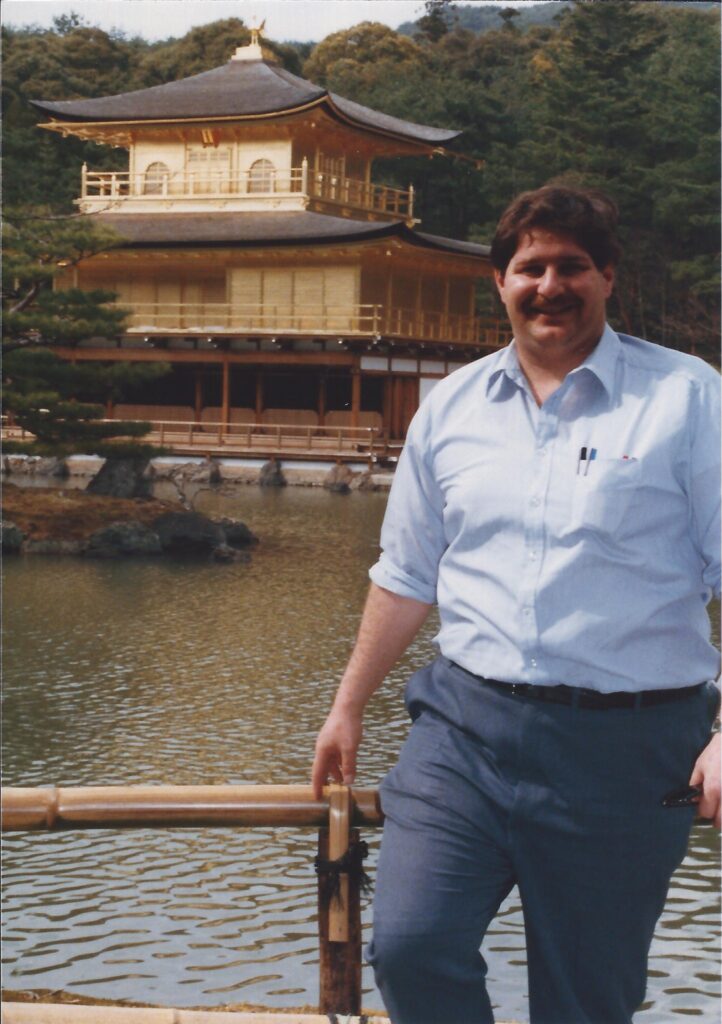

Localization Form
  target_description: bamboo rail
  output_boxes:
[2,784,383,1018]
[2,1006,389,1024]
[0,784,382,831]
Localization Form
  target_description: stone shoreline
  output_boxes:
[2,453,395,491]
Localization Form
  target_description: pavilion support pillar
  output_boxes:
[351,368,361,430]
[255,371,264,426]
[444,275,451,340]
[382,377,393,438]
[220,359,230,437]
[318,374,327,428]
[194,370,203,423]
[385,266,393,336]
[391,377,402,440]
[105,398,114,420]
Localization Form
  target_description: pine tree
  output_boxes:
[2,209,169,456]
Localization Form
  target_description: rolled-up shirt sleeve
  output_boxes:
[369,409,447,604]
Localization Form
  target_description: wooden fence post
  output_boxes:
[317,784,362,1016]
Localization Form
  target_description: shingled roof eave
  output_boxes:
[85,211,490,260]
[32,101,462,151]
[29,94,326,125]
[30,59,461,148]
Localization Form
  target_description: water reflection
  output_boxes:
[2,486,720,1020]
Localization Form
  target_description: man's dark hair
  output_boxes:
[490,185,622,275]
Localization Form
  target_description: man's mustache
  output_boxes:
[525,300,580,314]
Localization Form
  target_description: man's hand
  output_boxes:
[312,703,363,800]
[309,584,433,802]
[689,732,721,828]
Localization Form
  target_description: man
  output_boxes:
[312,186,720,1024]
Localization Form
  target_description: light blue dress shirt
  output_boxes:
[370,326,721,692]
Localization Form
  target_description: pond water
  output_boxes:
[2,484,720,1021]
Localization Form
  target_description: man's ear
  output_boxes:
[493,268,506,299]
[601,264,615,299]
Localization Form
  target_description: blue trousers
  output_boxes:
[367,657,718,1024]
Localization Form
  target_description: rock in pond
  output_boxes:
[4,455,68,478]
[324,463,354,494]
[84,521,163,558]
[211,544,252,564]
[214,517,258,547]
[86,457,152,499]
[1,520,26,553]
[259,459,286,488]
[152,511,226,553]
[171,458,221,485]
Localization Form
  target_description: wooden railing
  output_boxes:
[122,302,382,335]
[115,302,511,348]
[80,161,414,219]
[2,784,381,1018]
[83,166,306,198]
[0,418,404,462]
[132,420,387,461]
[310,172,413,219]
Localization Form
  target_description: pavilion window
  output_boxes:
[248,158,276,194]
[186,147,232,193]
[143,161,171,195]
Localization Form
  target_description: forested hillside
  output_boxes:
[397,2,573,37]
[2,1,719,354]
[397,1,718,37]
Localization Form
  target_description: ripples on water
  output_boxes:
[2,485,720,1020]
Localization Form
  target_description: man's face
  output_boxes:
[493,229,615,366]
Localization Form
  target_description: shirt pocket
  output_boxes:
[570,457,641,535]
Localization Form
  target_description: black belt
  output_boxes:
[453,664,703,710]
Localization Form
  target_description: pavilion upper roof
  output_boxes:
[30,58,460,148]
[87,209,490,260]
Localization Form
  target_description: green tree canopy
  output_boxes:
[303,22,425,89]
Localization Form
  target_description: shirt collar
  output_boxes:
[568,323,621,398]
[486,342,524,401]
[485,323,621,401]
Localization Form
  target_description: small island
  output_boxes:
[1,483,257,561]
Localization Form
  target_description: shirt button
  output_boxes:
[530,496,541,507]
[528,550,537,560]
[524,606,533,616]
[530,658,538,668]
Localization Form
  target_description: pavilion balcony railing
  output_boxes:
[130,420,388,461]
[113,302,511,349]
[80,161,414,219]
[0,416,404,462]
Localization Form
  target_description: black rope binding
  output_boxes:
[315,838,372,905]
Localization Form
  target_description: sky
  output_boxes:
[2,0,538,44]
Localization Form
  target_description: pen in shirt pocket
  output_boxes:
[576,446,598,475]
[575,448,638,475]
